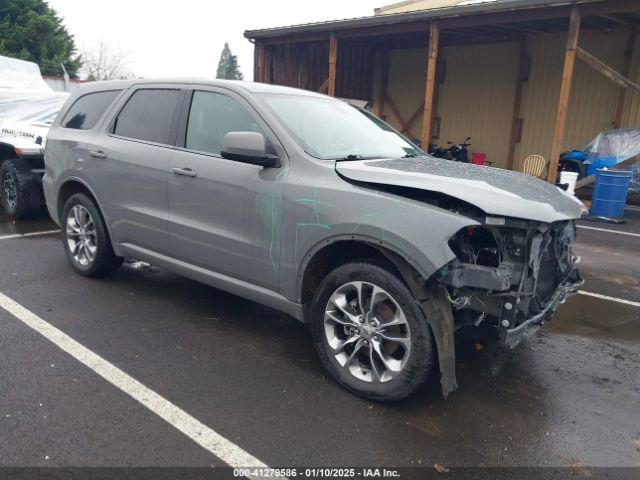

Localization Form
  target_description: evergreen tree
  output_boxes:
[216,42,243,80]
[0,0,82,77]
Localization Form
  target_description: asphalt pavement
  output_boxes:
[0,207,639,474]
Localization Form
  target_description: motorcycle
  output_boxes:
[428,137,471,163]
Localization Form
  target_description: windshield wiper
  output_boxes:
[402,153,418,158]
[336,154,366,162]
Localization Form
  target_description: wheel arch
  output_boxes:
[0,142,18,163]
[298,235,432,307]
[56,178,117,252]
[57,177,100,222]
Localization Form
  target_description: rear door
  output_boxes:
[87,86,184,255]
[168,88,287,290]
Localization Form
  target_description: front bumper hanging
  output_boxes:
[499,275,584,348]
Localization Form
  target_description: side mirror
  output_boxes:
[220,131,278,168]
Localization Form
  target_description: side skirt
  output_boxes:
[118,243,305,322]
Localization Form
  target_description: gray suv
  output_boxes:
[44,80,585,401]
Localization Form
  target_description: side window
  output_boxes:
[61,90,121,130]
[185,91,264,156]
[113,89,180,144]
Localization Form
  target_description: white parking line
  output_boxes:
[577,225,640,238]
[0,292,269,476]
[0,229,60,241]
[578,290,640,308]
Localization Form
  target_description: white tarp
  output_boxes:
[585,128,640,164]
[0,55,69,126]
[0,55,52,93]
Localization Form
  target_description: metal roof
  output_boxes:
[244,0,607,39]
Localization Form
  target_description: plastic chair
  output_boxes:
[522,155,547,178]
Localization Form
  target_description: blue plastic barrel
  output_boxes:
[590,169,632,218]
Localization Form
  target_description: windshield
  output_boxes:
[259,94,423,160]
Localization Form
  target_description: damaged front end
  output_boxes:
[436,217,583,349]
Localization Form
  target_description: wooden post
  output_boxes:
[373,50,389,117]
[328,32,338,97]
[506,40,528,171]
[421,21,439,149]
[547,7,580,182]
[256,43,266,83]
[613,30,636,129]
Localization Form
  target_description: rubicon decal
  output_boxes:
[1,128,36,139]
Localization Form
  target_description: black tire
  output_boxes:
[0,157,43,219]
[310,261,436,402]
[61,193,123,277]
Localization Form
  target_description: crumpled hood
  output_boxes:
[336,156,586,223]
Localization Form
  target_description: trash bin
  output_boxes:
[590,169,632,218]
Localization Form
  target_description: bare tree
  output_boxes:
[81,40,132,80]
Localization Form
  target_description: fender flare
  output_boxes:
[295,233,436,300]
[56,176,118,251]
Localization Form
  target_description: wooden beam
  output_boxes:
[328,31,338,96]
[401,104,424,136]
[383,92,406,130]
[547,7,581,183]
[317,77,329,93]
[575,156,639,189]
[613,30,636,128]
[599,13,631,26]
[373,50,389,117]
[256,43,266,83]
[507,40,528,171]
[575,45,640,96]
[421,21,439,149]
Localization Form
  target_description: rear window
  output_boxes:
[61,90,121,130]
[113,89,181,145]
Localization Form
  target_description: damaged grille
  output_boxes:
[441,220,579,320]
[441,219,580,347]
[525,220,577,314]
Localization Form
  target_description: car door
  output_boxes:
[86,87,184,255]
[168,88,287,291]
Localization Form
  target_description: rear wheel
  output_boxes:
[61,193,123,277]
[0,157,42,218]
[310,261,436,402]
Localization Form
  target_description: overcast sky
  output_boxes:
[47,0,384,81]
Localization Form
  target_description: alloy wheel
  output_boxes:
[324,281,411,383]
[66,205,98,266]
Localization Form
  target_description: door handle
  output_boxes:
[172,167,198,178]
[89,150,107,159]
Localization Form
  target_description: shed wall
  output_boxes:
[514,29,630,171]
[435,41,520,168]
[380,29,640,171]
[621,34,640,128]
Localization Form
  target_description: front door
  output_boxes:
[168,89,286,291]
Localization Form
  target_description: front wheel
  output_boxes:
[310,261,436,402]
[61,193,123,277]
